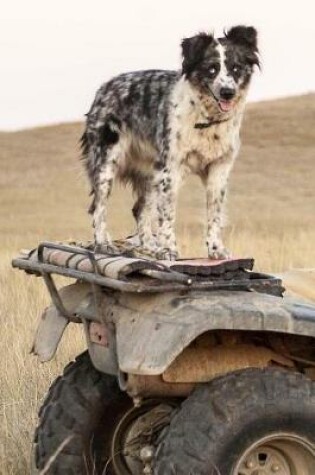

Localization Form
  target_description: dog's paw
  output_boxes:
[208,245,231,260]
[131,246,159,260]
[156,247,179,261]
[94,242,120,256]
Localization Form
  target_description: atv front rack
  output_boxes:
[12,241,284,297]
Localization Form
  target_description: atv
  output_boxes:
[12,241,315,475]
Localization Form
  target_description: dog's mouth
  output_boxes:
[207,88,236,114]
[218,99,235,113]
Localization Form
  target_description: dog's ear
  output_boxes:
[181,33,214,75]
[226,26,260,67]
[226,26,257,49]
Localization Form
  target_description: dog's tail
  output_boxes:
[79,131,95,214]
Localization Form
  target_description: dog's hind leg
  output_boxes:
[84,115,123,254]
[132,182,159,256]
[132,194,145,224]
[93,147,120,253]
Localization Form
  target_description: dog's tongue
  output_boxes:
[219,100,234,112]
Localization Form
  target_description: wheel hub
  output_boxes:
[239,446,291,475]
[235,434,315,475]
[111,400,177,474]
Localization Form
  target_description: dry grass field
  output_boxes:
[0,94,315,474]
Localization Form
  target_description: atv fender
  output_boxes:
[114,290,315,375]
[33,283,315,378]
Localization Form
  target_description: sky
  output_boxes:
[1,0,314,130]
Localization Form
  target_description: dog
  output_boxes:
[81,25,259,260]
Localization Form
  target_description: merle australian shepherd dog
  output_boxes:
[81,25,259,260]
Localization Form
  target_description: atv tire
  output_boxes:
[154,368,315,475]
[32,352,132,474]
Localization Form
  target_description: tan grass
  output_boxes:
[0,94,314,474]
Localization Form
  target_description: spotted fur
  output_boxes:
[81,25,259,259]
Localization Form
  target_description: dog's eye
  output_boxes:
[209,65,218,76]
[232,65,241,73]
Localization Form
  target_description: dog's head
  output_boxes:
[181,26,259,113]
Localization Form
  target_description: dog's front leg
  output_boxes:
[204,155,234,260]
[155,165,179,261]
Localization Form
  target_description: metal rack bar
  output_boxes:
[12,257,283,295]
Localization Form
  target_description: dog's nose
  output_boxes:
[220,87,236,100]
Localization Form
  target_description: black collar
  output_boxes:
[194,117,230,129]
